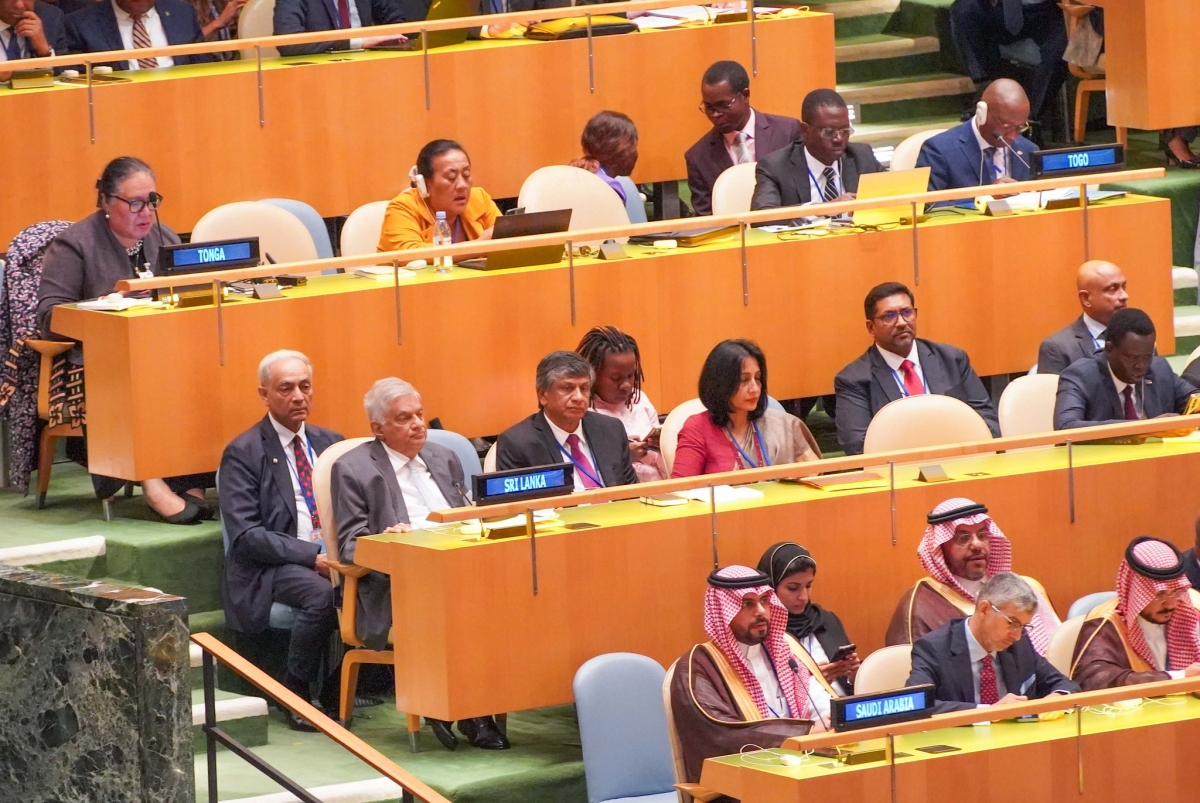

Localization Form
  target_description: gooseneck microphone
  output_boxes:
[992,132,1031,170]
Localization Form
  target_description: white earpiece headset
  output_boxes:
[974,100,988,129]
[409,165,429,199]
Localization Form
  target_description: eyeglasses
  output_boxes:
[816,126,854,140]
[990,606,1033,633]
[872,307,917,324]
[992,118,1032,136]
[1152,588,1189,603]
[699,95,743,115]
[105,193,162,213]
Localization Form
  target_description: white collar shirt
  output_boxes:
[804,147,842,204]
[111,0,174,69]
[1134,617,1186,678]
[955,574,984,600]
[1108,364,1144,419]
[381,443,449,529]
[971,118,1006,182]
[1082,313,1106,349]
[964,619,1008,704]
[269,415,316,542]
[723,108,757,165]
[544,414,601,491]
[739,642,791,718]
[876,343,926,396]
[1,22,28,60]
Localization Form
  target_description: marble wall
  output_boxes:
[0,566,193,803]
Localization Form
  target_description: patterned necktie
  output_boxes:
[291,435,321,530]
[982,146,998,183]
[336,0,351,29]
[131,14,158,69]
[1123,386,1138,421]
[822,166,839,202]
[565,433,601,489]
[979,654,999,705]
[899,359,924,397]
[4,30,22,61]
[733,131,751,165]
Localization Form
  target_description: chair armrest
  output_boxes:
[327,560,370,579]
[25,338,76,358]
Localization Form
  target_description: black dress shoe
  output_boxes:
[286,710,319,732]
[457,716,510,750]
[427,718,458,750]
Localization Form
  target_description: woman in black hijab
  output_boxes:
[757,542,859,694]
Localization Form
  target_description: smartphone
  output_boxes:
[1184,393,1200,416]
[830,643,856,662]
[916,744,960,754]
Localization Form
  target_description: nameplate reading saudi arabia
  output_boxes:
[474,463,575,506]
[832,684,935,732]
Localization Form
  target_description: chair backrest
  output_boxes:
[340,200,390,257]
[710,162,758,215]
[517,166,631,247]
[191,201,319,267]
[854,645,914,695]
[425,428,483,487]
[862,395,994,454]
[312,437,374,568]
[1059,1,1101,78]
[1067,590,1116,620]
[662,661,688,803]
[1186,342,1200,370]
[260,198,334,260]
[998,373,1060,437]
[238,0,278,57]
[616,176,647,224]
[574,653,676,802]
[660,398,708,476]
[891,129,948,172]
[483,441,497,473]
[1046,614,1087,676]
[765,395,785,413]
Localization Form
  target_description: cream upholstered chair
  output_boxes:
[862,395,994,454]
[853,645,913,694]
[237,0,278,58]
[662,661,690,803]
[517,165,631,248]
[709,162,758,216]
[998,374,1060,437]
[483,441,498,473]
[312,436,421,745]
[340,200,390,257]
[1046,615,1086,676]
[191,201,319,267]
[659,398,707,476]
[890,129,947,171]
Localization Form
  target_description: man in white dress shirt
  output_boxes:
[0,0,65,78]
[65,0,211,70]
[1037,260,1129,375]
[330,377,509,751]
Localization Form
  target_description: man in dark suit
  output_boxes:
[1054,308,1197,430]
[331,377,508,751]
[0,0,67,73]
[1184,514,1200,592]
[750,88,884,217]
[1037,260,1128,375]
[949,0,1067,127]
[907,572,1079,715]
[834,281,1000,455]
[916,79,1037,195]
[684,60,801,217]
[65,0,212,69]
[219,350,343,732]
[497,350,637,488]
[273,0,404,56]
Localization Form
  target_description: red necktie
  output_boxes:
[291,436,321,530]
[565,433,601,490]
[899,359,924,397]
[979,654,999,705]
[1123,386,1138,421]
[336,0,351,29]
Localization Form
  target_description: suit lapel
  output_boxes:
[260,417,297,531]
[354,0,373,26]
[531,413,564,465]
[420,447,467,507]
[1072,316,1096,360]
[948,622,975,701]
[956,123,990,186]
[97,2,125,54]
[916,340,950,394]
[579,414,610,487]
[868,348,903,404]
[368,439,409,521]
[793,144,811,204]
[708,129,733,174]
[997,644,1026,694]
[841,149,861,195]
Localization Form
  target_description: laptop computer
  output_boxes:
[851,167,932,227]
[457,209,573,271]
[368,0,476,51]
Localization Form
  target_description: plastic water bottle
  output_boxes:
[433,211,453,273]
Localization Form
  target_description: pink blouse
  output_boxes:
[591,395,667,482]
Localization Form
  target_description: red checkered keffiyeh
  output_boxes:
[1116,538,1200,671]
[919,497,1057,654]
[704,566,813,720]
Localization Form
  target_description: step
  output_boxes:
[840,73,975,106]
[835,33,940,63]
[849,115,961,147]
[222,778,406,803]
[1173,266,1198,307]
[811,0,902,37]
[1173,305,1200,358]
[0,534,106,569]
[192,687,269,753]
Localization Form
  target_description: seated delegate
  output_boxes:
[36,156,214,524]
[833,281,999,455]
[750,88,884,217]
[65,0,213,69]
[1037,260,1128,375]
[568,110,638,204]
[273,0,405,56]
[0,0,66,80]
[575,326,665,482]
[684,59,800,216]
[377,138,500,254]
[1053,308,1196,429]
[496,351,637,489]
[671,339,820,478]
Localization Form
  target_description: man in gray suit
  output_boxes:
[684,60,801,216]
[330,377,509,751]
[1037,260,1128,375]
[750,88,885,219]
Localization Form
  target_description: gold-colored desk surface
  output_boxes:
[353,438,1200,721]
[51,195,1172,481]
[0,15,832,247]
[1091,0,1200,130]
[701,696,1200,803]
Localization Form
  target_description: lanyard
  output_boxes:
[323,0,344,27]
[888,364,928,397]
[285,433,319,520]
[557,441,604,488]
[806,165,840,203]
[726,422,771,469]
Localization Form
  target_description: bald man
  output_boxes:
[1037,261,1128,375]
[916,79,1038,196]
[949,0,1067,126]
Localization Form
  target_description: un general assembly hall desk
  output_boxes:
[0,13,833,246]
[52,195,1172,481]
[354,432,1200,722]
